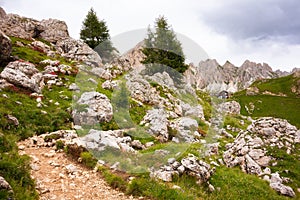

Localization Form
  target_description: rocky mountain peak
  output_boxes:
[199,59,220,69]
[223,60,235,69]
[184,59,280,93]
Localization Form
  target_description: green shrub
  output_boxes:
[44,133,61,142]
[80,152,97,169]
[55,140,64,150]
[126,177,192,199]
[98,166,127,191]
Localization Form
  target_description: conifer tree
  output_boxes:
[80,8,115,63]
[142,16,188,74]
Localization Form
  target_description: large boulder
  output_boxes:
[73,129,135,153]
[73,92,113,126]
[170,117,199,142]
[0,30,12,62]
[141,108,169,142]
[180,101,204,119]
[0,61,44,92]
[39,19,69,43]
[0,9,69,43]
[55,38,102,67]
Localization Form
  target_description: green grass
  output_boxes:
[233,95,300,128]
[266,144,300,198]
[98,166,128,191]
[207,166,290,200]
[9,36,77,71]
[232,74,300,128]
[80,152,98,169]
[223,115,251,136]
[124,126,155,144]
[251,74,298,97]
[196,90,212,120]
[129,99,151,124]
[0,133,38,199]
[127,177,192,200]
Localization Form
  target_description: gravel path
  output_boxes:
[18,139,139,200]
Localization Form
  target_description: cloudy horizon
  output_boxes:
[1,0,299,71]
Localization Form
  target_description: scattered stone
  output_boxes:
[30,163,40,171]
[68,83,80,91]
[223,117,299,196]
[208,183,215,192]
[65,164,77,174]
[102,80,118,90]
[145,141,154,148]
[131,140,144,150]
[172,185,181,190]
[0,176,13,191]
[6,114,19,126]
[218,101,241,115]
[151,154,214,184]
[110,162,120,170]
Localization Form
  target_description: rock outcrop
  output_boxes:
[0,10,69,42]
[55,38,102,67]
[39,19,69,43]
[0,61,44,93]
[184,59,278,93]
[223,117,299,197]
[112,41,145,70]
[151,154,215,184]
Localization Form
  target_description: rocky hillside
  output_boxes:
[184,59,286,94]
[0,7,299,200]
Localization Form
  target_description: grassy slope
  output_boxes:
[1,36,298,200]
[232,74,300,128]
[0,37,75,199]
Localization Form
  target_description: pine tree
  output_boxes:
[142,16,188,75]
[80,8,115,63]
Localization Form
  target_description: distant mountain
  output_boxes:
[110,44,290,95]
[183,59,288,94]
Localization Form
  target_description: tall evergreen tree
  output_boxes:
[80,8,115,63]
[142,16,188,74]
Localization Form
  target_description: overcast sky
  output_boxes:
[1,0,300,71]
